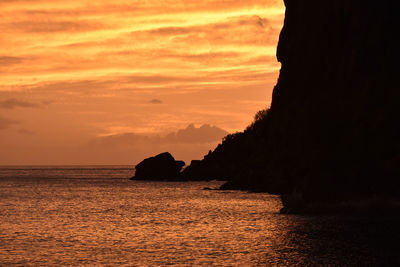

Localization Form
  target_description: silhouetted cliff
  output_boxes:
[183,0,400,211]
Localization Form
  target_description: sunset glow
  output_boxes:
[0,0,285,164]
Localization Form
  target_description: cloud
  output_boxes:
[3,21,102,33]
[85,124,229,164]
[0,56,24,66]
[89,124,228,147]
[0,1,283,92]
[0,116,19,130]
[164,124,228,143]
[0,98,41,109]
[17,128,35,135]
[41,100,54,105]
[132,15,276,47]
[149,99,163,104]
[1,0,282,17]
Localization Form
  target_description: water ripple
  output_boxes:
[1,175,399,265]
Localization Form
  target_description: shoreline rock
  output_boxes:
[130,152,185,181]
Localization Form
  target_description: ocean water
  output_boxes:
[0,166,399,266]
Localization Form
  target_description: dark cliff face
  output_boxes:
[183,0,399,203]
[267,0,399,200]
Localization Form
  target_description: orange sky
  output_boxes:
[0,0,285,165]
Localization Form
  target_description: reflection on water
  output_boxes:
[0,167,399,266]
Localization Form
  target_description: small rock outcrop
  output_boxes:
[131,152,185,181]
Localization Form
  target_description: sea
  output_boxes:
[0,166,399,266]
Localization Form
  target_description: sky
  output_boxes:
[0,0,285,165]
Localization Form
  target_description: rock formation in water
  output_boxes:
[183,0,400,211]
[131,152,185,181]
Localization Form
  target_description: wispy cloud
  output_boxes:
[0,116,19,130]
[149,99,163,104]
[0,56,24,66]
[17,128,35,135]
[3,21,103,33]
[0,98,43,109]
